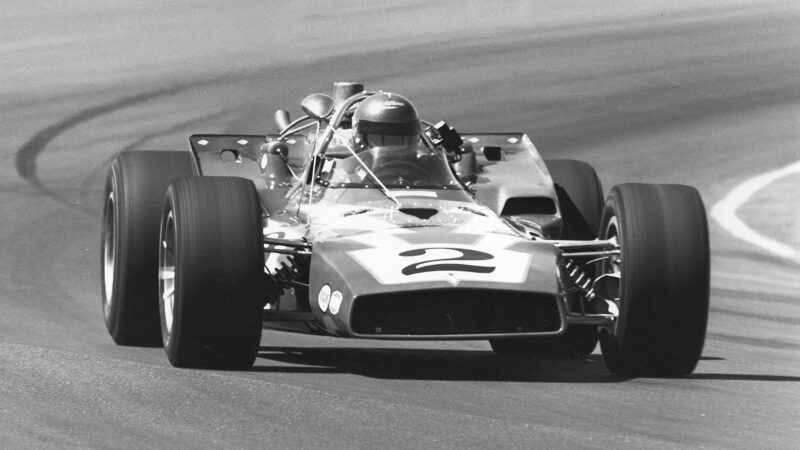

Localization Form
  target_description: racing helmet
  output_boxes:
[352,92,421,149]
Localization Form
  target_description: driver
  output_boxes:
[352,92,420,150]
[328,92,459,189]
[349,93,423,182]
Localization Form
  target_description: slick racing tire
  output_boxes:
[489,325,598,358]
[159,176,264,369]
[101,151,198,346]
[545,159,604,240]
[598,183,710,377]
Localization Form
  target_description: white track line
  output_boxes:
[710,160,800,264]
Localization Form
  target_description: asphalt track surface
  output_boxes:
[1,1,799,447]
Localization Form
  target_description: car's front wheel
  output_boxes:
[598,183,710,377]
[159,176,265,369]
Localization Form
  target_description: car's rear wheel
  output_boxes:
[546,158,604,239]
[101,151,197,346]
[598,183,710,376]
[159,176,265,369]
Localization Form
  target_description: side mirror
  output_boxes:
[426,121,464,161]
[301,93,334,121]
[274,110,291,132]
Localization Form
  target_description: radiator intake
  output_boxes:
[351,289,560,336]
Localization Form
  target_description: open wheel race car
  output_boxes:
[101,82,709,376]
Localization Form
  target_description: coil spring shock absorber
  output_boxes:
[564,259,592,292]
[564,258,620,315]
[562,259,591,312]
[562,258,612,314]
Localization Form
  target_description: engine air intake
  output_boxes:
[502,197,557,215]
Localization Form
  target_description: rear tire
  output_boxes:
[546,159,604,239]
[101,151,198,346]
[598,183,710,377]
[159,176,265,369]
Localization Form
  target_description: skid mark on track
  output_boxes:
[710,159,800,264]
[13,77,230,208]
[77,109,234,215]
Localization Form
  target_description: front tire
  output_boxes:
[101,151,198,346]
[159,176,265,369]
[598,183,710,376]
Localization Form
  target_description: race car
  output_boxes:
[100,82,710,376]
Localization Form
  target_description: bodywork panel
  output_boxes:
[307,229,563,339]
[190,127,573,340]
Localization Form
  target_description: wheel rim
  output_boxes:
[159,210,176,338]
[102,191,116,319]
[602,215,622,335]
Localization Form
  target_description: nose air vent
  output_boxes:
[399,208,438,220]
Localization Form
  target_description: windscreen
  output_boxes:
[325,143,463,190]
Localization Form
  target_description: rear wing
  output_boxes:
[186,132,561,232]
[188,134,310,214]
